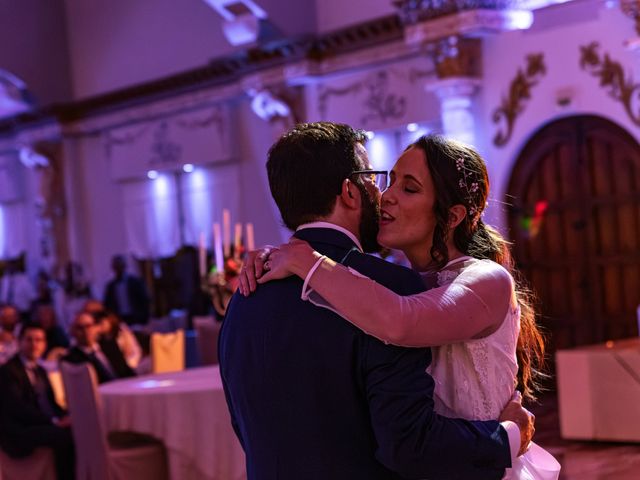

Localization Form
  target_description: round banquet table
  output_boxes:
[99,366,246,480]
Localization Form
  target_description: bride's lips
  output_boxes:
[380,209,395,225]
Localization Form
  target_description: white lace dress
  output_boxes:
[428,259,560,480]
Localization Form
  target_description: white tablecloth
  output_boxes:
[99,366,246,480]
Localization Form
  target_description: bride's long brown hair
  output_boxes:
[409,134,546,401]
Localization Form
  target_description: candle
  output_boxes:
[246,223,255,251]
[213,223,224,273]
[198,232,206,277]
[222,209,231,258]
[234,223,242,258]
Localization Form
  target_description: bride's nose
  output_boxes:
[381,187,396,205]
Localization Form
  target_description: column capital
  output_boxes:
[425,77,481,145]
[425,76,482,100]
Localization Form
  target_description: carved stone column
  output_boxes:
[426,77,481,145]
[16,123,69,277]
[424,37,482,145]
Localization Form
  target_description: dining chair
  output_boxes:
[59,362,168,480]
[0,447,55,480]
[150,329,185,373]
[193,316,222,365]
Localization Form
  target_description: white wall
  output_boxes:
[63,0,232,99]
[63,0,318,99]
[0,0,73,104]
[476,0,640,232]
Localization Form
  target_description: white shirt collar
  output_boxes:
[296,222,363,252]
[80,343,101,355]
[19,354,39,370]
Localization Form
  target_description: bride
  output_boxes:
[241,134,561,480]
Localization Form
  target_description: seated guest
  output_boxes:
[0,323,75,480]
[62,312,135,384]
[95,310,142,369]
[0,304,19,365]
[32,304,70,358]
[82,298,105,315]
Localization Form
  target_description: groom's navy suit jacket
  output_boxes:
[219,227,511,480]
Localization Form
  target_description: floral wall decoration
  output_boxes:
[492,53,546,147]
[579,42,640,127]
[104,105,233,181]
[318,70,407,126]
[149,122,182,167]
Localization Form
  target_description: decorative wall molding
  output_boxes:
[621,0,640,36]
[105,105,233,181]
[394,1,516,24]
[579,42,640,127]
[620,0,640,51]
[403,8,532,46]
[318,70,408,125]
[0,14,405,136]
[492,53,546,147]
[65,87,237,137]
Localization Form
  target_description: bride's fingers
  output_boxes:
[254,246,273,279]
[238,267,250,296]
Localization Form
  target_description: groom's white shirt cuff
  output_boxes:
[500,421,521,462]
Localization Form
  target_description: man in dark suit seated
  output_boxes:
[219,122,532,480]
[103,255,150,326]
[0,323,75,479]
[62,311,135,383]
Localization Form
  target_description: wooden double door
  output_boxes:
[507,115,640,354]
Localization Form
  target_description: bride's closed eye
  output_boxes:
[404,183,419,194]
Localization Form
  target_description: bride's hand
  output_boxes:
[257,239,316,285]
[238,245,277,296]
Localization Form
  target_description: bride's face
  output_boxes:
[378,147,436,269]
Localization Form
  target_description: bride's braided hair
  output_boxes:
[409,134,546,401]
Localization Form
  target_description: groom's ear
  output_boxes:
[340,179,360,209]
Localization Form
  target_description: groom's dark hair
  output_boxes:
[267,122,367,230]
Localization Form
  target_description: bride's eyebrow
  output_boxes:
[404,174,422,186]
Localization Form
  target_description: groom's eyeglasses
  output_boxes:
[350,170,389,191]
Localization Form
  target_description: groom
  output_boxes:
[219,122,531,479]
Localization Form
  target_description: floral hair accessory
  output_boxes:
[455,157,481,226]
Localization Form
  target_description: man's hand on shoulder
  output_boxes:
[499,391,535,456]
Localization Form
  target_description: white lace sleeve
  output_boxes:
[305,258,514,347]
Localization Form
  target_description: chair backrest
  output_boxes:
[193,317,222,366]
[60,362,111,480]
[0,447,56,480]
[151,329,185,373]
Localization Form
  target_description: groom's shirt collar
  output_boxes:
[296,222,363,253]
